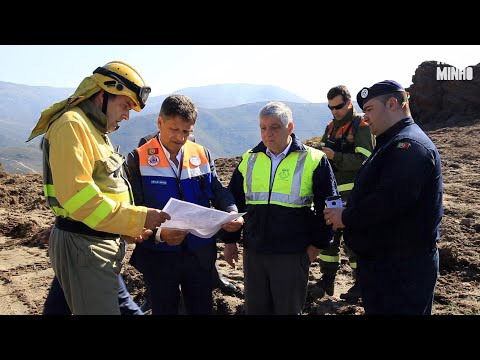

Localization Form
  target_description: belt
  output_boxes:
[55,217,119,239]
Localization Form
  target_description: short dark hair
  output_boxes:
[377,92,409,106]
[327,85,351,102]
[159,94,198,123]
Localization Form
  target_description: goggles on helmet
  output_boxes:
[93,66,151,108]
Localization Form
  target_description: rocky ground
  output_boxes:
[0,117,479,315]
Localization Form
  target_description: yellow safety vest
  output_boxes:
[238,146,324,208]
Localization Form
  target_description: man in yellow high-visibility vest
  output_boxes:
[222,101,338,315]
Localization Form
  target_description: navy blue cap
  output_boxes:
[356,80,405,110]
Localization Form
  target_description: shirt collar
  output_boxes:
[266,136,292,158]
[158,136,184,163]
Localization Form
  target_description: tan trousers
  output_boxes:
[49,227,125,315]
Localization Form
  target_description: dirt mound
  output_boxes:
[0,171,48,210]
[1,119,479,315]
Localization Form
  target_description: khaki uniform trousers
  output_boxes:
[49,227,125,315]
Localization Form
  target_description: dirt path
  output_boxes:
[0,235,53,314]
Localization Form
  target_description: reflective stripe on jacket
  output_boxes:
[136,137,216,252]
[238,147,323,208]
[43,102,147,237]
[222,133,338,253]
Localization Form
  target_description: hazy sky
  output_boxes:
[1,45,478,103]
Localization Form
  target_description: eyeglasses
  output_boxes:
[94,67,151,109]
[328,102,346,111]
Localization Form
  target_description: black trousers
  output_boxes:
[357,249,439,315]
[133,243,216,315]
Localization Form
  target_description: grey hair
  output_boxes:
[259,101,293,127]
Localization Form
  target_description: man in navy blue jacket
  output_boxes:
[126,94,243,315]
[129,131,239,314]
[324,80,443,315]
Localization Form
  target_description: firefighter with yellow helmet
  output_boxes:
[27,61,171,315]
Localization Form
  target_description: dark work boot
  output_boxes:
[339,281,361,301]
[140,298,151,313]
[316,274,336,296]
[140,287,152,313]
[218,274,238,294]
[213,265,238,295]
[340,270,361,301]
[140,297,152,313]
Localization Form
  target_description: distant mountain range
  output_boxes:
[0,81,341,173]
[141,83,310,115]
[110,102,333,160]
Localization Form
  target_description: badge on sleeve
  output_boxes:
[190,155,201,166]
[148,155,160,166]
[396,142,411,150]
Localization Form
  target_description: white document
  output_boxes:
[156,198,246,239]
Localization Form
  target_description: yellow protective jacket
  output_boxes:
[42,100,147,237]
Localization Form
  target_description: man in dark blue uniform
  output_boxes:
[129,131,239,314]
[324,80,443,315]
[126,95,243,315]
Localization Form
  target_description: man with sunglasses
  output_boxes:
[315,85,374,301]
[27,61,171,314]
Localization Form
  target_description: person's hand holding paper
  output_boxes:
[155,198,246,239]
[221,211,245,232]
[158,229,189,245]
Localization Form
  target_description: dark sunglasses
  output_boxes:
[328,102,346,111]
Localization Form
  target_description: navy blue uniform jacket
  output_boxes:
[342,118,443,260]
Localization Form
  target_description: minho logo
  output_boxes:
[436,62,473,80]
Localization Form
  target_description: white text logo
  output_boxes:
[436,62,473,80]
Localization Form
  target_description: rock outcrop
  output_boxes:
[407,61,480,125]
